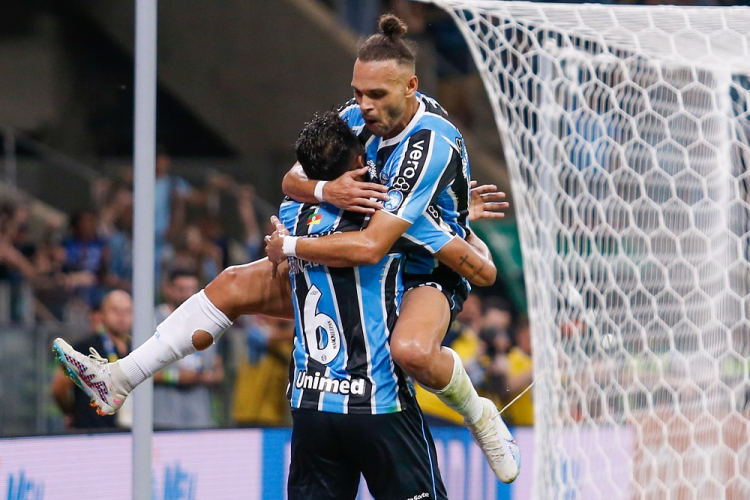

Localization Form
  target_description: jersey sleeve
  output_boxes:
[338,99,362,126]
[381,129,460,225]
[279,199,302,234]
[400,205,457,254]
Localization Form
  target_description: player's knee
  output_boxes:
[391,336,435,377]
[207,266,244,317]
[214,266,242,294]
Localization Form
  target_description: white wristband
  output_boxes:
[282,236,299,257]
[314,181,328,203]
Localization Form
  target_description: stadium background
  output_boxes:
[0,0,747,499]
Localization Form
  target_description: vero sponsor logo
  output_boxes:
[402,140,425,179]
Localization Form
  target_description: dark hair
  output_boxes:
[167,268,199,283]
[156,143,170,157]
[357,14,417,66]
[482,296,513,315]
[295,111,362,182]
[69,209,97,230]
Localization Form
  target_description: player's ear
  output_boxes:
[405,75,418,98]
[353,154,365,170]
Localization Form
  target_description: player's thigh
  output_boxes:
[288,409,360,500]
[358,405,448,500]
[392,285,452,349]
[205,258,294,320]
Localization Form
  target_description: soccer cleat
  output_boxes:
[467,398,521,483]
[52,338,130,416]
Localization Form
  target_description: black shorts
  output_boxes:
[403,264,470,324]
[288,403,447,500]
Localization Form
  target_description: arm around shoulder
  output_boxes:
[282,164,319,204]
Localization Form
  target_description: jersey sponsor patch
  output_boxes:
[295,370,367,396]
[384,190,404,211]
[391,176,411,191]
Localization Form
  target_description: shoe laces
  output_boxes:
[87,348,112,377]
[472,415,504,456]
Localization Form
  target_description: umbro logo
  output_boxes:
[366,160,377,180]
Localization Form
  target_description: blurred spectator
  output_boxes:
[154,147,195,246]
[198,214,231,270]
[504,316,534,426]
[233,315,294,426]
[51,289,133,430]
[235,184,264,261]
[31,230,70,321]
[61,209,109,309]
[166,225,223,285]
[154,147,236,286]
[105,196,133,292]
[482,296,514,334]
[93,168,133,239]
[0,202,37,321]
[153,269,224,429]
[478,322,513,409]
[470,296,518,416]
[457,292,484,335]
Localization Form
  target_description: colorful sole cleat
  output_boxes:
[52,338,129,416]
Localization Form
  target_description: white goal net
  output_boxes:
[418,1,750,498]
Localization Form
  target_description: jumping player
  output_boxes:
[52,113,502,497]
[274,14,520,483]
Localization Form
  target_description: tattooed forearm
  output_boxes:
[468,263,485,281]
[459,254,476,269]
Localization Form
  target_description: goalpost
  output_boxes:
[417,1,750,498]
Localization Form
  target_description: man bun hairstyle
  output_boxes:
[295,111,362,182]
[380,14,407,38]
[357,14,417,66]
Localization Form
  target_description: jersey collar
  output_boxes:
[379,99,426,149]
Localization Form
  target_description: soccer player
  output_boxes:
[282,111,464,499]
[273,14,520,483]
[51,113,503,495]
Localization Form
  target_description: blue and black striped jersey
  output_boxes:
[339,93,472,276]
[280,199,455,415]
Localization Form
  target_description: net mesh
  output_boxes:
[418,2,750,498]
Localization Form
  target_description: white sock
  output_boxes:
[426,347,485,425]
[119,290,233,388]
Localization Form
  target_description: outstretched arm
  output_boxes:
[282,163,389,214]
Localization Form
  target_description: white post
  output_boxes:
[132,0,157,498]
